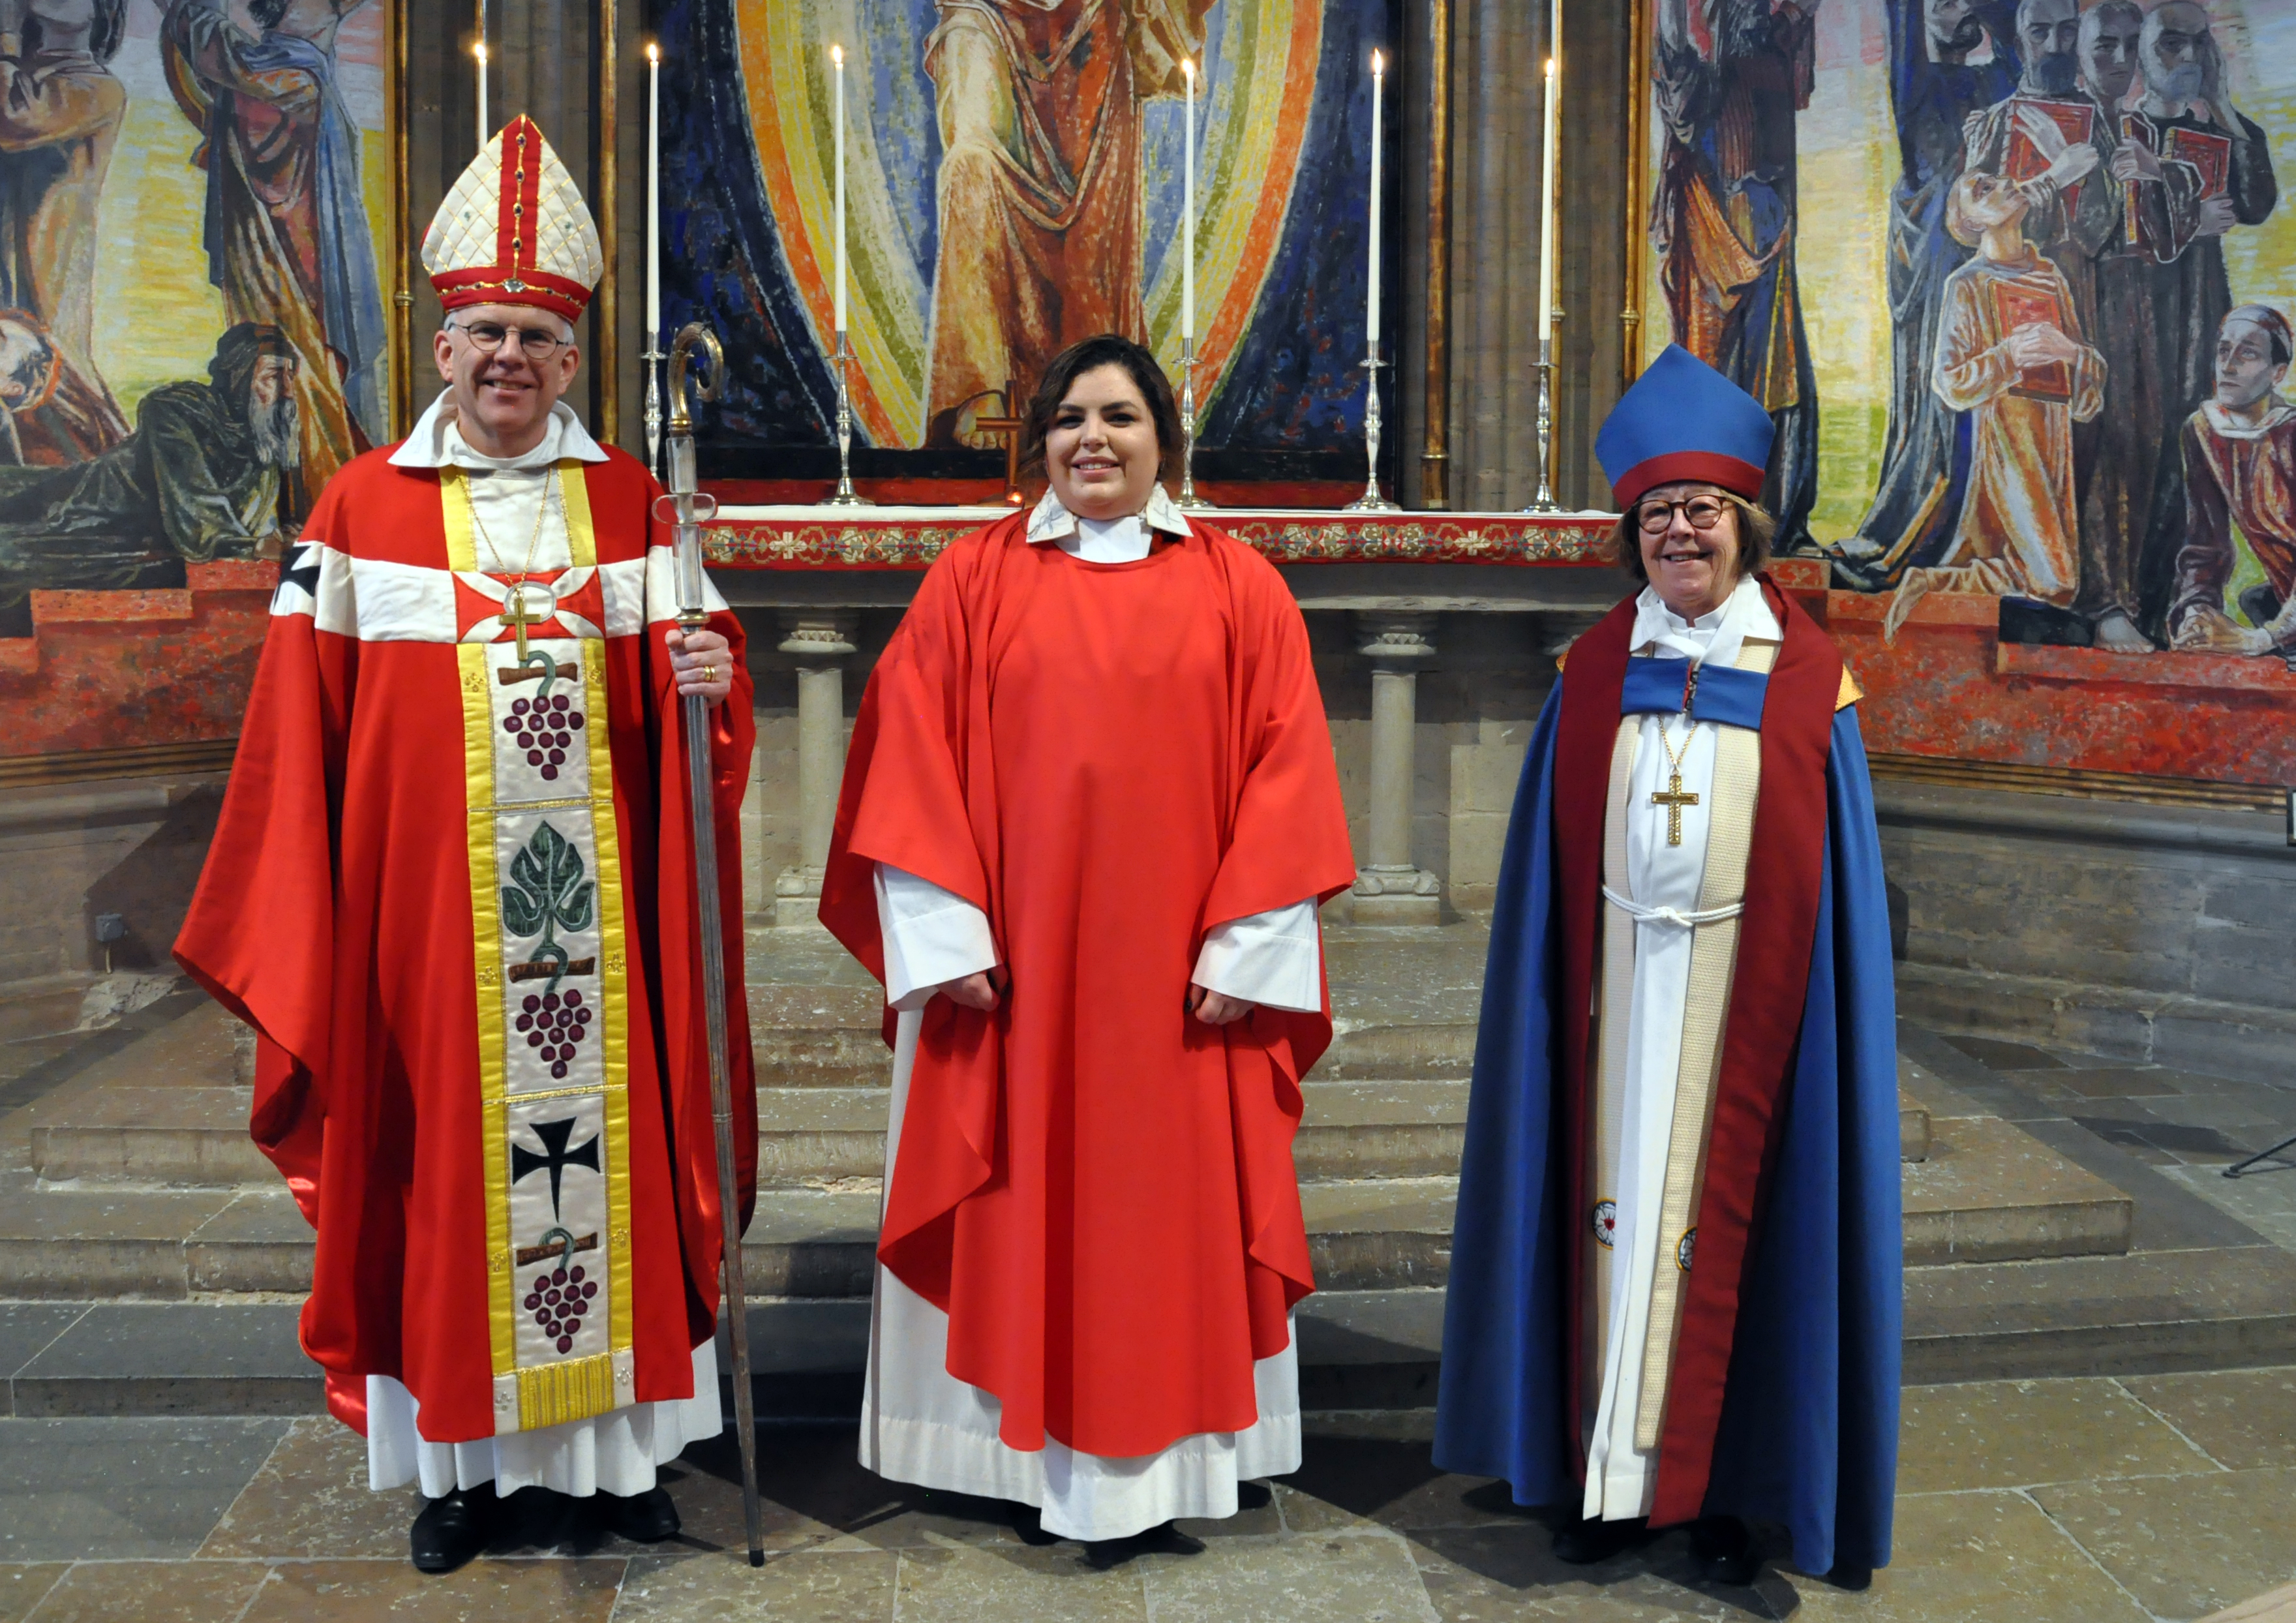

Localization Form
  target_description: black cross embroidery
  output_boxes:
[275,541,322,610]
[510,1116,600,1219]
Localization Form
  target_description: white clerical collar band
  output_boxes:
[1629,576,1772,667]
[389,392,611,470]
[1025,485,1194,545]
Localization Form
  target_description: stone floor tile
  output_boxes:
[2121,1368,2296,1469]
[2202,1579,2296,1622]
[1409,1524,1774,1620]
[2157,1166,2296,1255]
[198,1416,409,1558]
[894,1538,1149,1621]
[595,1440,870,1556]
[14,1301,318,1418]
[1896,1377,2219,1493]
[1141,1528,1440,1622]
[612,1547,898,1622]
[2039,1069,2187,1100]
[2047,1469,2296,1616]
[234,1556,626,1621]
[689,1428,1022,1551]
[0,1566,66,1623]
[1783,1490,2151,1622]
[1941,1035,2068,1072]
[0,1416,290,1560]
[2036,1467,2296,1621]
[14,1559,268,1622]
[1275,1435,1531,1534]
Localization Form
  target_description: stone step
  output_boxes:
[1904,1115,2132,1265]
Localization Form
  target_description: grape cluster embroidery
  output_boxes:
[517,988,592,1079]
[502,691,586,781]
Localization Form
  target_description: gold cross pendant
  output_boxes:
[1650,771,1700,847]
[498,584,547,665]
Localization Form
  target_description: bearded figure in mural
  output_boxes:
[1830,0,2020,592]
[161,0,385,492]
[1650,0,1821,548]
[920,0,1209,446]
[0,0,131,440]
[0,322,301,620]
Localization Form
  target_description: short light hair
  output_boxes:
[1610,490,1776,587]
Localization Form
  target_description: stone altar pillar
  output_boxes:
[1352,613,1443,924]
[774,612,858,929]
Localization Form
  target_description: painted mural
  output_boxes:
[658,0,1398,474]
[1645,0,2296,788]
[0,0,389,754]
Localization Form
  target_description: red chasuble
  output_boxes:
[175,445,757,1443]
[819,512,1357,1459]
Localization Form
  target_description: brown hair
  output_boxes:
[1610,489,1777,586]
[1018,334,1183,481]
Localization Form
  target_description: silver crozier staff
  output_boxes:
[657,321,765,1567]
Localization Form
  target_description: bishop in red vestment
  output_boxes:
[821,336,1355,1555]
[175,119,756,1573]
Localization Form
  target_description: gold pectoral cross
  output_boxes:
[498,584,549,663]
[1651,772,1700,847]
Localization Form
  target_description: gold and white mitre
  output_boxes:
[422,116,606,322]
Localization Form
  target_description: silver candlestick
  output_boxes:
[1525,332,1562,513]
[822,328,873,508]
[1175,334,1213,509]
[1343,350,1400,512]
[642,339,665,479]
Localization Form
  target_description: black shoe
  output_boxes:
[1551,1515,1640,1565]
[1009,1501,1061,1547]
[410,1484,495,1573]
[1085,1521,1205,1570]
[599,1485,681,1543]
[1690,1515,1760,1586]
[1825,1562,1875,1591]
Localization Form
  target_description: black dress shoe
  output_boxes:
[410,1484,496,1573]
[1690,1515,1760,1586]
[599,1485,681,1542]
[1085,1521,1205,1570]
[1552,1514,1641,1565]
[1009,1502,1062,1546]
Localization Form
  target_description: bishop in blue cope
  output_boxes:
[1433,346,1902,1588]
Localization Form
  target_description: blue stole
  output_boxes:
[1618,658,1769,731]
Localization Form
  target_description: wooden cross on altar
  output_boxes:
[974,379,1027,508]
[1650,774,1699,847]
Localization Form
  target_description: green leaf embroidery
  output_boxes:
[502,821,592,991]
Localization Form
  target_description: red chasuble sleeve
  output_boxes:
[821,514,1356,1458]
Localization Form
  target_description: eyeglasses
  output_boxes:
[1635,495,1730,535]
[447,320,568,359]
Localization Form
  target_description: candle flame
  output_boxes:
[1372,48,1383,73]
[831,42,843,65]
[474,39,487,64]
[1181,56,1194,82]
[646,40,659,63]
[1547,55,1557,75]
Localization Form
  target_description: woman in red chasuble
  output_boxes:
[821,334,1356,1564]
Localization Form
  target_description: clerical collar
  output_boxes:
[1025,485,1193,546]
[2200,397,2296,441]
[1629,576,1775,673]
[390,390,610,471]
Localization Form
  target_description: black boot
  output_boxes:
[1690,1515,1760,1586]
[1009,1501,1062,1547]
[410,1483,496,1572]
[1085,1521,1205,1570]
[1551,1514,1641,1565]
[599,1485,681,1543]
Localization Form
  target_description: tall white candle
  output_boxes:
[646,43,661,338]
[832,44,847,337]
[475,40,489,152]
[1182,57,1195,345]
[1367,50,1383,352]
[1538,53,1558,345]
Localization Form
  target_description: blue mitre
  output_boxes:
[1595,344,1776,511]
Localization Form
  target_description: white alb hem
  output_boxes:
[365,1342,721,1499]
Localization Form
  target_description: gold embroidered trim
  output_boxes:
[516,1350,616,1430]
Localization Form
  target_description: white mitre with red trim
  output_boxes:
[422,116,605,322]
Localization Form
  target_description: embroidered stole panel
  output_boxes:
[1585,637,1779,1455]
[443,464,640,1436]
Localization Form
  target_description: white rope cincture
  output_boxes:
[1599,886,1745,930]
